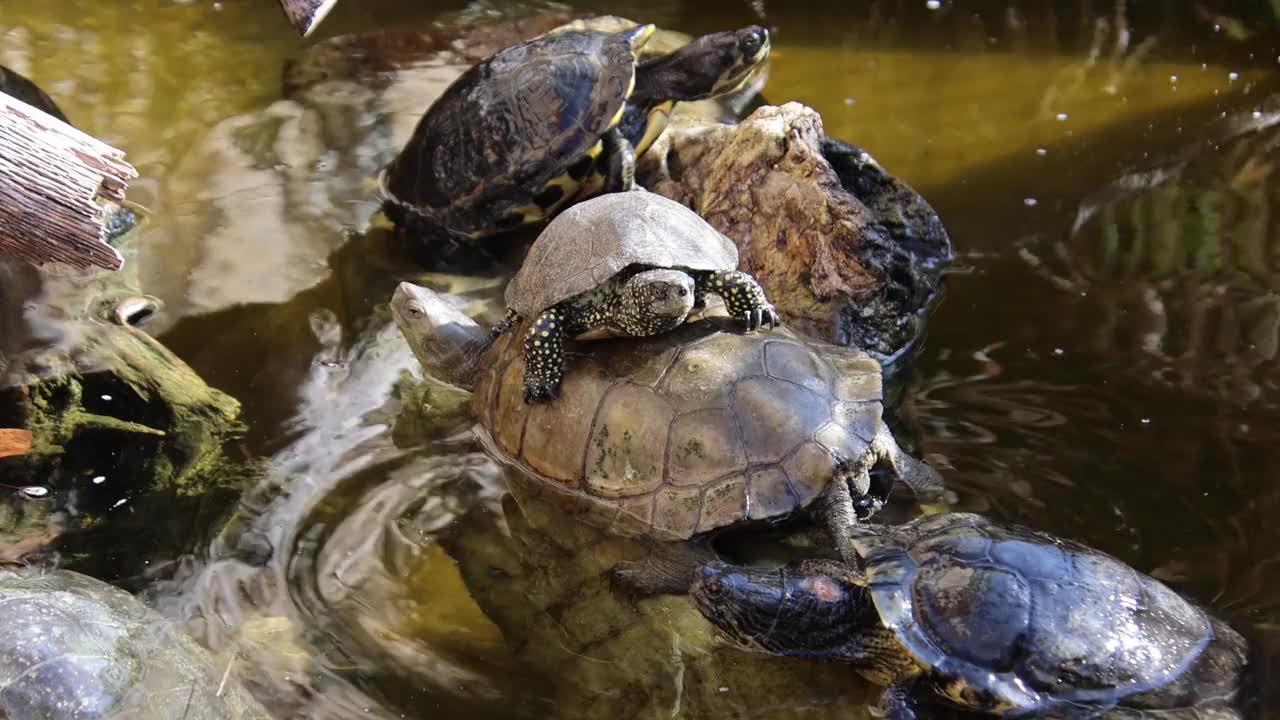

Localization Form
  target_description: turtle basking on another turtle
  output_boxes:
[379,23,769,240]
[499,192,779,403]
[692,512,1248,719]
[392,280,944,594]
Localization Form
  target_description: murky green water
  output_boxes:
[3,1,1280,718]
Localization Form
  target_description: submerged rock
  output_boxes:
[0,567,269,720]
[638,102,951,360]
[0,216,247,575]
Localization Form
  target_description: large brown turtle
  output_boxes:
[391,281,945,593]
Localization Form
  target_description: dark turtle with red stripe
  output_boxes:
[379,23,769,242]
[692,513,1248,719]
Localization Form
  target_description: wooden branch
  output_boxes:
[0,92,136,271]
[279,0,340,37]
[0,429,32,458]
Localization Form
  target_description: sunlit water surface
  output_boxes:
[2,0,1280,717]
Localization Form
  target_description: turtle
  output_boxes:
[498,191,779,403]
[378,22,770,240]
[391,280,945,594]
[690,512,1249,719]
[0,566,270,719]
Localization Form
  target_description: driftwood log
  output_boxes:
[279,0,339,37]
[0,91,136,271]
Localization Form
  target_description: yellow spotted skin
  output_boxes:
[522,308,575,402]
[694,270,772,319]
[513,266,778,403]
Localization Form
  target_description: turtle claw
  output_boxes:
[523,380,560,404]
[739,305,781,333]
[764,305,780,329]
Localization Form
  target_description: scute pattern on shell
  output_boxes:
[472,316,885,540]
[384,29,634,227]
[505,192,739,317]
[851,513,1217,714]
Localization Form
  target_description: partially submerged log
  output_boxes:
[279,0,339,37]
[0,91,137,271]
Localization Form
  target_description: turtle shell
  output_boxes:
[0,567,270,719]
[504,191,738,317]
[472,315,892,539]
[0,65,69,123]
[382,28,637,236]
[851,513,1222,715]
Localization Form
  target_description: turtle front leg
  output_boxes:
[693,270,780,331]
[602,127,638,192]
[521,308,568,403]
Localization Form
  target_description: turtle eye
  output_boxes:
[677,286,688,298]
[407,302,425,318]
[739,29,765,58]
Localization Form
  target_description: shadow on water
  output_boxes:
[4,0,1280,717]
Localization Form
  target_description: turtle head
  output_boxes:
[637,26,770,102]
[391,282,490,391]
[691,560,871,661]
[614,269,696,336]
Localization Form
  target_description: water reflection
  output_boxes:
[3,0,1280,716]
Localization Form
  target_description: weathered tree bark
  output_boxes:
[0,92,137,271]
[279,0,339,37]
[0,429,31,458]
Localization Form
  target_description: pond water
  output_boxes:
[2,1,1280,718]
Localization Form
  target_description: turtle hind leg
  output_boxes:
[601,127,638,192]
[521,308,569,403]
[491,308,521,338]
[817,464,865,566]
[873,432,949,505]
[816,455,887,566]
[610,542,718,597]
[693,270,780,331]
